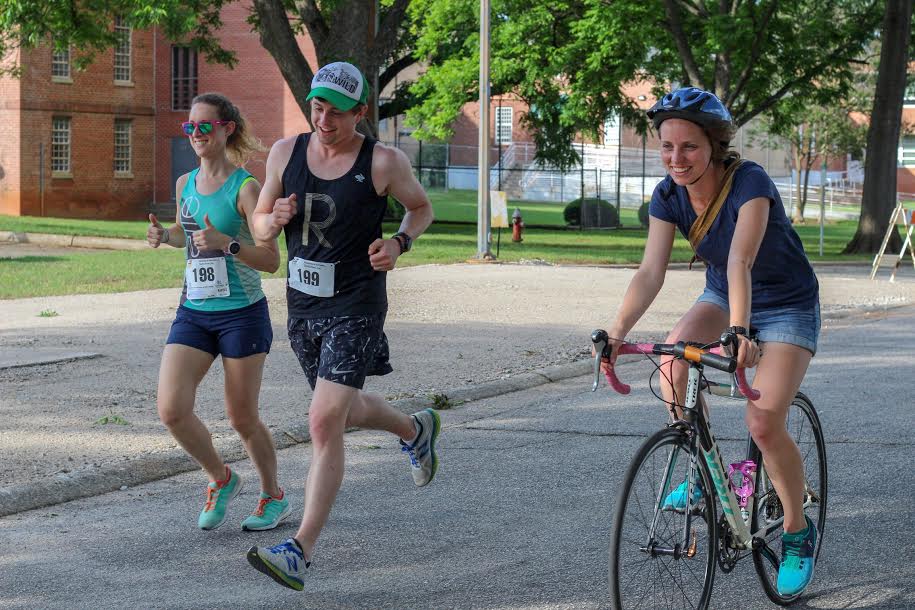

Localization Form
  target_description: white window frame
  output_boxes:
[113,16,132,84]
[900,134,915,167]
[495,106,513,145]
[51,117,72,177]
[114,119,132,176]
[51,45,72,82]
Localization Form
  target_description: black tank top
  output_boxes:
[282,133,388,318]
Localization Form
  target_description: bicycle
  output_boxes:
[590,329,827,609]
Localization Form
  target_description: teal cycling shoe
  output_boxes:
[662,479,704,510]
[777,515,817,596]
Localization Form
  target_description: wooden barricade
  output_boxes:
[870,201,915,281]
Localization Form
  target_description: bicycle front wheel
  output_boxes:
[609,427,717,610]
[751,392,827,605]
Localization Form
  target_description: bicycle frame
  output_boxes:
[590,330,775,553]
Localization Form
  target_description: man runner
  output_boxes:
[246,61,438,591]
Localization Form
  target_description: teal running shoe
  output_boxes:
[662,479,704,511]
[399,408,441,487]
[777,515,818,596]
[247,538,310,591]
[197,469,243,530]
[241,492,291,531]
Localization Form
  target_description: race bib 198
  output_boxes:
[288,257,335,297]
[185,257,230,299]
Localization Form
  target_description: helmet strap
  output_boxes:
[688,157,713,186]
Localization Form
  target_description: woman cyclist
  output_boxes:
[146,93,289,532]
[602,87,820,596]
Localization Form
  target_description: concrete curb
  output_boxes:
[0,352,102,371]
[0,357,602,518]
[0,231,148,251]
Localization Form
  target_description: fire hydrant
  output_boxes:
[511,207,525,242]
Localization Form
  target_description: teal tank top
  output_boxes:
[178,168,265,311]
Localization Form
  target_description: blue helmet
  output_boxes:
[647,87,734,134]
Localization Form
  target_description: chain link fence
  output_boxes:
[385,138,863,228]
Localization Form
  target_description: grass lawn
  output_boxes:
[0,215,148,239]
[421,188,643,227]
[0,192,872,299]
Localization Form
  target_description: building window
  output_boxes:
[495,106,513,145]
[114,119,132,175]
[51,45,71,80]
[51,117,71,175]
[171,46,198,111]
[113,16,132,83]
[900,135,915,167]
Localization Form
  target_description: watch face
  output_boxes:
[228,241,241,255]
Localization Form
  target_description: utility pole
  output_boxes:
[477,0,493,259]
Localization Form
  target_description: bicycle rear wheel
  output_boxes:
[609,427,717,610]
[750,392,827,605]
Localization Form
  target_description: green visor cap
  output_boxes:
[306,62,369,111]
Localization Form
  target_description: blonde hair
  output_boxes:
[191,93,266,166]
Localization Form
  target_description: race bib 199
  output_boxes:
[185,257,230,299]
[288,257,335,297]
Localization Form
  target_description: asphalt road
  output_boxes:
[1,304,913,609]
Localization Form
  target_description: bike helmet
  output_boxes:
[646,87,734,132]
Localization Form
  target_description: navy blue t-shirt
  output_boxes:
[649,161,818,310]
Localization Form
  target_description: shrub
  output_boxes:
[384,197,405,221]
[638,201,650,228]
[563,197,620,228]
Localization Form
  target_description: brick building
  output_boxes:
[0,20,155,219]
[0,5,315,220]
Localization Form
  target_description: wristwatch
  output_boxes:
[726,325,749,337]
[392,232,413,254]
[225,239,241,256]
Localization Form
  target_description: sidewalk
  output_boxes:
[1,251,914,517]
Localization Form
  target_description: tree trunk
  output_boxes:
[251,0,409,138]
[794,135,814,223]
[844,0,914,254]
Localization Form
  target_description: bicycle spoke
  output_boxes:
[611,429,715,610]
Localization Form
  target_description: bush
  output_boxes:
[638,201,650,228]
[563,197,620,228]
[384,197,405,221]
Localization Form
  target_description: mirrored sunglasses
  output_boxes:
[180,120,230,136]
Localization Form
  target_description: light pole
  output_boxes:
[477,0,493,259]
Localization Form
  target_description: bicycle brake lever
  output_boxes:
[590,329,609,392]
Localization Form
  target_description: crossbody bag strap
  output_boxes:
[686,159,745,268]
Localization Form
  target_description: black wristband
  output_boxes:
[392,232,412,254]
[726,325,748,337]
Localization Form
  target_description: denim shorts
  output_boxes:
[166,298,273,359]
[287,313,393,390]
[696,288,821,355]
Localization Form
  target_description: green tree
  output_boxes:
[0,1,235,75]
[844,0,915,254]
[0,0,416,135]
[764,104,868,224]
[407,0,882,166]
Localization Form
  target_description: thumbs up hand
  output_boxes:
[146,213,168,248]
[192,213,229,252]
[271,193,297,230]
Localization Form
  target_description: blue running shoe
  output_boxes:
[399,408,441,487]
[247,538,310,591]
[663,479,704,511]
[777,515,817,596]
